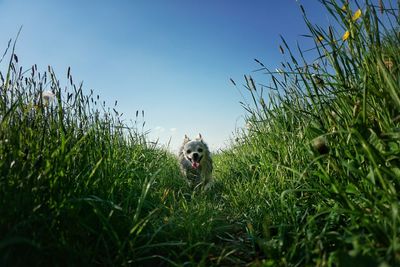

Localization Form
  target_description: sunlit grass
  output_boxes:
[221,0,400,265]
[1,0,399,266]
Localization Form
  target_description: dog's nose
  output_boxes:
[193,153,199,160]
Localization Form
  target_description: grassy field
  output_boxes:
[1,0,399,266]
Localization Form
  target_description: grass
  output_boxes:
[1,0,399,266]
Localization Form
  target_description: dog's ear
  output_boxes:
[183,134,190,144]
[196,133,203,141]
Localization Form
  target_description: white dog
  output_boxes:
[178,134,213,188]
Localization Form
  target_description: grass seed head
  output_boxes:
[260,97,266,108]
[279,45,284,54]
[312,74,324,87]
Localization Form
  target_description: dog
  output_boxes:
[178,134,213,188]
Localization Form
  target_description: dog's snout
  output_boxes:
[193,153,199,160]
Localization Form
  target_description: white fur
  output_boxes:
[178,134,213,188]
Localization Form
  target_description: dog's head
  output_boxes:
[181,134,208,169]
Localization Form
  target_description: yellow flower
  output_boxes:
[341,4,347,11]
[316,35,324,43]
[352,9,362,21]
[342,30,350,41]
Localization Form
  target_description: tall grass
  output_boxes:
[1,0,399,266]
[219,0,400,265]
[0,32,250,267]
[0,35,185,265]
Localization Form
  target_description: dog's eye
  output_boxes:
[186,149,191,154]
[198,148,203,153]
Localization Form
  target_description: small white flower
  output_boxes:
[42,91,55,102]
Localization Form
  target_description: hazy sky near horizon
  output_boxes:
[0,0,340,151]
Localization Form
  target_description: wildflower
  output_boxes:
[316,36,324,43]
[352,9,362,21]
[41,91,55,103]
[342,30,350,41]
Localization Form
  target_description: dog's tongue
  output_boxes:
[192,161,200,169]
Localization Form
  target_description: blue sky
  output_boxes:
[0,0,337,151]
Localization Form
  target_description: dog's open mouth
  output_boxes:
[192,161,200,169]
[188,156,203,169]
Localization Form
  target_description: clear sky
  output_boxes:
[0,0,342,151]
